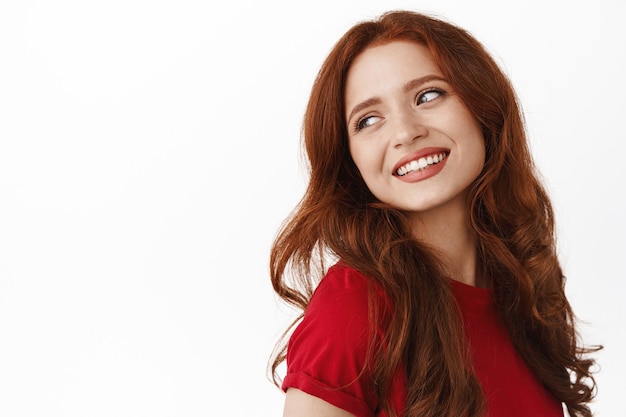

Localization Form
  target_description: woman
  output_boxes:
[269,10,600,417]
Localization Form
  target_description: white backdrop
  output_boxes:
[0,0,624,416]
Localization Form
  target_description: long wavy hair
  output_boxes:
[270,10,600,417]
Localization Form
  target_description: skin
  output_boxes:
[283,389,355,417]
[283,40,487,417]
[345,40,486,287]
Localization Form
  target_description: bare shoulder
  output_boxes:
[283,388,356,417]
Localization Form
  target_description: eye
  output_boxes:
[416,88,444,105]
[355,114,383,131]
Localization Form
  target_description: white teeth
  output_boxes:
[396,152,448,176]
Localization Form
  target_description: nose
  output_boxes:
[391,110,426,148]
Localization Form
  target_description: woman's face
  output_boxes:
[344,40,485,216]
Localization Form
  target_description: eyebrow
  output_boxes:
[346,74,447,122]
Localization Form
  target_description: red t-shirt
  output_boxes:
[282,263,564,417]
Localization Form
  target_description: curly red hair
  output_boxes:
[270,10,600,417]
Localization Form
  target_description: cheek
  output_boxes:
[349,140,386,175]
[468,138,487,182]
[347,144,379,196]
[348,142,367,175]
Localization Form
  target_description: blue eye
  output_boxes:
[355,114,382,131]
[417,89,444,105]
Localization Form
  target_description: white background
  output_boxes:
[0,0,624,416]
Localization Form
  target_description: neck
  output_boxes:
[406,197,484,287]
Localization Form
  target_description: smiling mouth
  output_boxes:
[395,151,449,176]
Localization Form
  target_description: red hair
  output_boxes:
[270,10,600,417]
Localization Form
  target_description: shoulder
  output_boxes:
[303,263,390,330]
[306,263,377,315]
[282,262,386,416]
[286,262,393,377]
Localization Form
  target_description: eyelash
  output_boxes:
[354,114,380,132]
[353,87,447,132]
[416,87,446,104]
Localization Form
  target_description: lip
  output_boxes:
[392,147,450,182]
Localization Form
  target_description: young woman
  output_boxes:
[269,10,600,417]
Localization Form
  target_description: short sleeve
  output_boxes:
[282,264,383,417]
